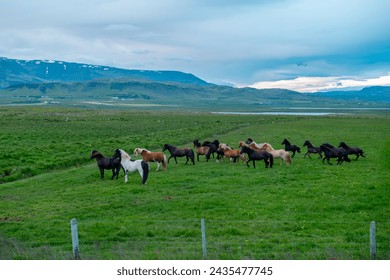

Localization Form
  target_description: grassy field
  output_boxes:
[0,107,389,259]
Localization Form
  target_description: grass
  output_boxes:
[0,107,389,259]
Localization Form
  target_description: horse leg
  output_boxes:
[124,170,128,183]
[99,168,104,179]
[156,162,160,171]
[115,166,120,179]
[291,150,296,158]
[162,158,167,171]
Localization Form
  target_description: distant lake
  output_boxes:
[211,112,344,116]
[211,107,389,116]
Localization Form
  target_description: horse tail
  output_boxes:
[162,154,168,170]
[269,153,274,168]
[190,149,195,165]
[141,160,149,184]
[286,153,292,165]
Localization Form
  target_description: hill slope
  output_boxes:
[1,57,389,110]
[316,86,390,103]
[0,57,208,88]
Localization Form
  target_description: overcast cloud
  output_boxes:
[1,0,389,91]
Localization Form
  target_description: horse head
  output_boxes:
[90,150,102,159]
[113,149,121,159]
[338,142,348,149]
[245,138,254,144]
[281,138,290,145]
[193,140,201,147]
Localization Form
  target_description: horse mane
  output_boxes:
[219,143,232,150]
[119,149,131,160]
[239,141,248,147]
[134,148,150,155]
[262,143,274,151]
[91,150,103,157]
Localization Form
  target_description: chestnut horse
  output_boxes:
[219,143,246,163]
[134,148,167,171]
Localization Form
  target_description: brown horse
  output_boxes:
[193,140,210,161]
[219,143,246,163]
[134,148,167,171]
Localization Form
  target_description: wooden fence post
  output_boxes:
[370,221,376,260]
[70,218,81,259]
[201,218,207,259]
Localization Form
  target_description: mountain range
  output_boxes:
[1,57,389,110]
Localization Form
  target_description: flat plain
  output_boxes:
[0,107,389,259]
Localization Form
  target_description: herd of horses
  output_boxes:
[90,138,365,185]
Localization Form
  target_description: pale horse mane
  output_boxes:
[249,140,275,151]
[219,143,232,150]
[118,148,132,161]
[134,148,150,156]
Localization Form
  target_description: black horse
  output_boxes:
[204,139,223,162]
[90,150,122,179]
[303,140,323,159]
[162,144,195,165]
[338,142,365,160]
[281,138,301,158]
[320,143,351,165]
[240,146,274,168]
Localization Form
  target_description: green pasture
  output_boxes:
[0,107,389,259]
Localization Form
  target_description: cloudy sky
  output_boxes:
[1,0,390,92]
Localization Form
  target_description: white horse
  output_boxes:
[113,149,149,184]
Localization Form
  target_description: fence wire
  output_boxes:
[1,219,389,260]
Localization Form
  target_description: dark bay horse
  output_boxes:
[338,142,365,160]
[162,144,195,165]
[240,146,274,168]
[204,139,222,162]
[320,143,351,165]
[281,138,301,158]
[90,150,122,179]
[303,140,323,159]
